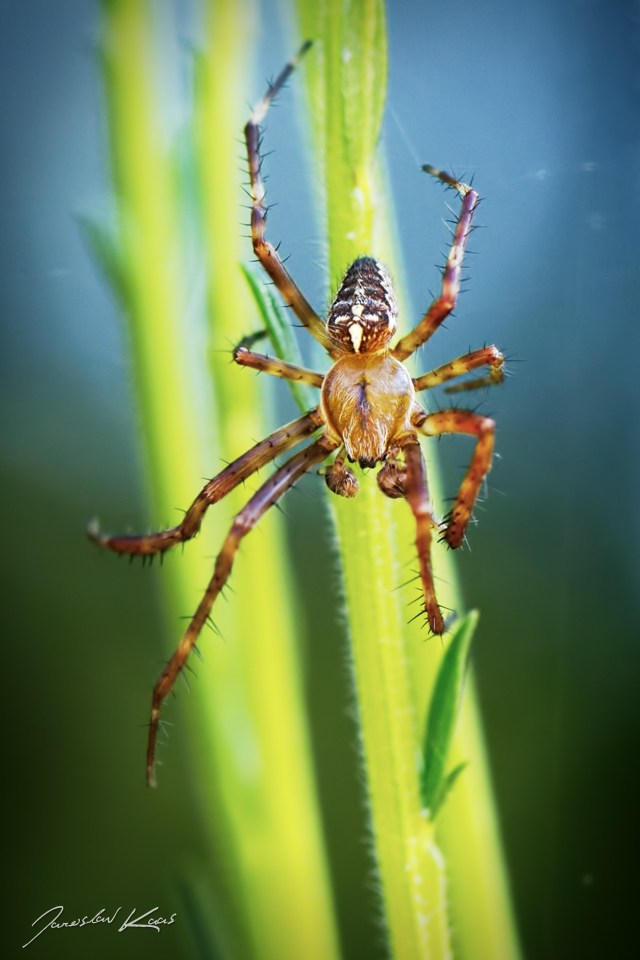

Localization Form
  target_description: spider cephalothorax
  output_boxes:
[321,347,415,468]
[90,44,505,785]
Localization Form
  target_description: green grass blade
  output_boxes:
[240,265,316,413]
[77,215,129,309]
[420,611,478,817]
[430,762,469,824]
[331,477,452,958]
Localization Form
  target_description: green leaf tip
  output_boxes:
[429,761,469,823]
[78,215,129,310]
[420,610,479,818]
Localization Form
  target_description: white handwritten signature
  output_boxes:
[23,905,177,948]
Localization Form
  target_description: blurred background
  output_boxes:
[1,0,638,957]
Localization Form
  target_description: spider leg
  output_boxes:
[398,437,445,635]
[88,410,323,556]
[146,434,338,785]
[414,408,495,549]
[413,345,504,393]
[392,167,480,362]
[245,45,337,357]
[234,340,325,388]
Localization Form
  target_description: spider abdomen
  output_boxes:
[327,257,398,354]
[321,354,415,467]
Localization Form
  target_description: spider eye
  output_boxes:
[327,256,398,353]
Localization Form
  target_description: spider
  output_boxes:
[90,43,504,786]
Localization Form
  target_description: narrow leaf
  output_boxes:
[430,760,469,822]
[78,215,129,309]
[240,265,316,412]
[421,610,479,815]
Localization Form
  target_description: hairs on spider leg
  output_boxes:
[140,718,172,732]
[393,573,423,591]
[407,609,426,625]
[408,593,427,608]
[204,614,226,641]
[157,719,173,743]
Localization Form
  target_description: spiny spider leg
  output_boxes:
[398,438,445,634]
[392,166,480,362]
[89,410,323,556]
[146,434,338,785]
[413,408,495,549]
[245,42,337,357]
[234,341,325,387]
[413,345,504,393]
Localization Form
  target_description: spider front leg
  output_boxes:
[414,408,495,549]
[234,333,325,388]
[392,167,480,362]
[146,434,338,785]
[245,44,337,357]
[88,410,322,556]
[413,345,505,393]
[398,437,445,634]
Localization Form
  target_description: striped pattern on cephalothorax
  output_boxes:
[327,257,398,354]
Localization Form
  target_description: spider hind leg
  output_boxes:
[146,434,338,786]
[398,437,445,635]
[415,408,495,549]
[88,411,323,558]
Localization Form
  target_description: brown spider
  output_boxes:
[90,44,504,785]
